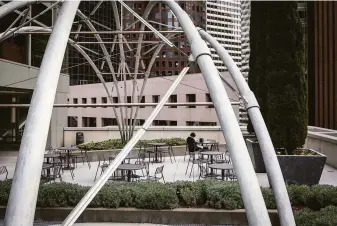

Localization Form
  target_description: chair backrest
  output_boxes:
[144,162,149,175]
[155,165,164,175]
[199,165,207,178]
[0,166,7,175]
[53,165,62,177]
[138,151,146,160]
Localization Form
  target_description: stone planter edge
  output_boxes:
[0,207,280,225]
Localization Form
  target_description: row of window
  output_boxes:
[71,94,214,108]
[68,116,216,127]
[155,60,186,68]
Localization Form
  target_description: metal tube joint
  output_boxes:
[242,90,260,110]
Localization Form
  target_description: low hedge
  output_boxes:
[1,180,337,225]
[78,138,186,150]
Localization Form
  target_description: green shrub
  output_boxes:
[303,185,337,211]
[288,184,309,206]
[261,188,276,209]
[206,182,243,209]
[0,179,12,206]
[3,179,337,212]
[133,182,178,209]
[90,184,121,208]
[37,183,88,207]
[78,138,186,150]
[295,206,337,226]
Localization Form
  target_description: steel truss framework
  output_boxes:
[0,1,294,226]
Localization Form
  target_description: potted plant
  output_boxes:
[246,1,326,185]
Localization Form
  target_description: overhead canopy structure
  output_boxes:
[0,1,295,226]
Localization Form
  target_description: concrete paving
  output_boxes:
[0,150,337,187]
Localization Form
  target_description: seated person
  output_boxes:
[186,132,203,152]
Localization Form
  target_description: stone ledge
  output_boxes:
[0,207,280,226]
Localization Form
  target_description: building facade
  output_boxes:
[307,1,337,130]
[67,72,240,128]
[205,0,241,71]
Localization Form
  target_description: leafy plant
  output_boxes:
[78,138,186,150]
[295,206,337,226]
[205,182,243,209]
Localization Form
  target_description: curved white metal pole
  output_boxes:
[112,1,129,141]
[76,9,127,142]
[198,29,295,226]
[0,0,37,19]
[164,1,271,225]
[4,1,80,226]
[61,67,190,226]
[0,25,124,139]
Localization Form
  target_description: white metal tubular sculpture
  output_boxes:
[198,29,296,226]
[61,67,190,226]
[0,0,36,20]
[0,1,291,225]
[0,25,124,139]
[4,1,81,226]
[163,1,271,225]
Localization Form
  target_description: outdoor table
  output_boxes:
[117,163,144,182]
[109,153,138,163]
[44,153,60,174]
[42,163,53,169]
[147,143,168,163]
[198,141,219,151]
[201,151,225,174]
[58,146,78,170]
[44,153,60,164]
[201,151,224,164]
[208,163,234,180]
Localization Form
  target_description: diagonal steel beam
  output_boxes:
[61,67,190,226]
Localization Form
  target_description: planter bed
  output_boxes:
[1,180,337,225]
[0,207,279,225]
[245,139,327,185]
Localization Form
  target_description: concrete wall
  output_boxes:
[63,126,230,146]
[304,126,337,168]
[67,72,240,127]
[0,59,69,147]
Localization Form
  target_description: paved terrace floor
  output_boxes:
[0,150,337,187]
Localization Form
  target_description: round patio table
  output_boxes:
[201,151,225,164]
[58,146,78,170]
[209,163,234,180]
[44,153,60,163]
[147,143,168,163]
[117,164,144,182]
[44,153,60,175]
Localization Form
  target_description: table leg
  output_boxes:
[47,158,51,176]
[155,146,158,162]
[222,170,225,180]
[127,170,131,182]
[210,156,214,174]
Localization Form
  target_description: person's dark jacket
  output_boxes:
[186,136,197,152]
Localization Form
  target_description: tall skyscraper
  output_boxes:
[240,0,251,80]
[205,0,241,72]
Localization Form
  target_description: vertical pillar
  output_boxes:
[4,2,81,225]
[27,5,32,66]
[11,97,16,142]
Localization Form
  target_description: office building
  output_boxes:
[205,0,241,72]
